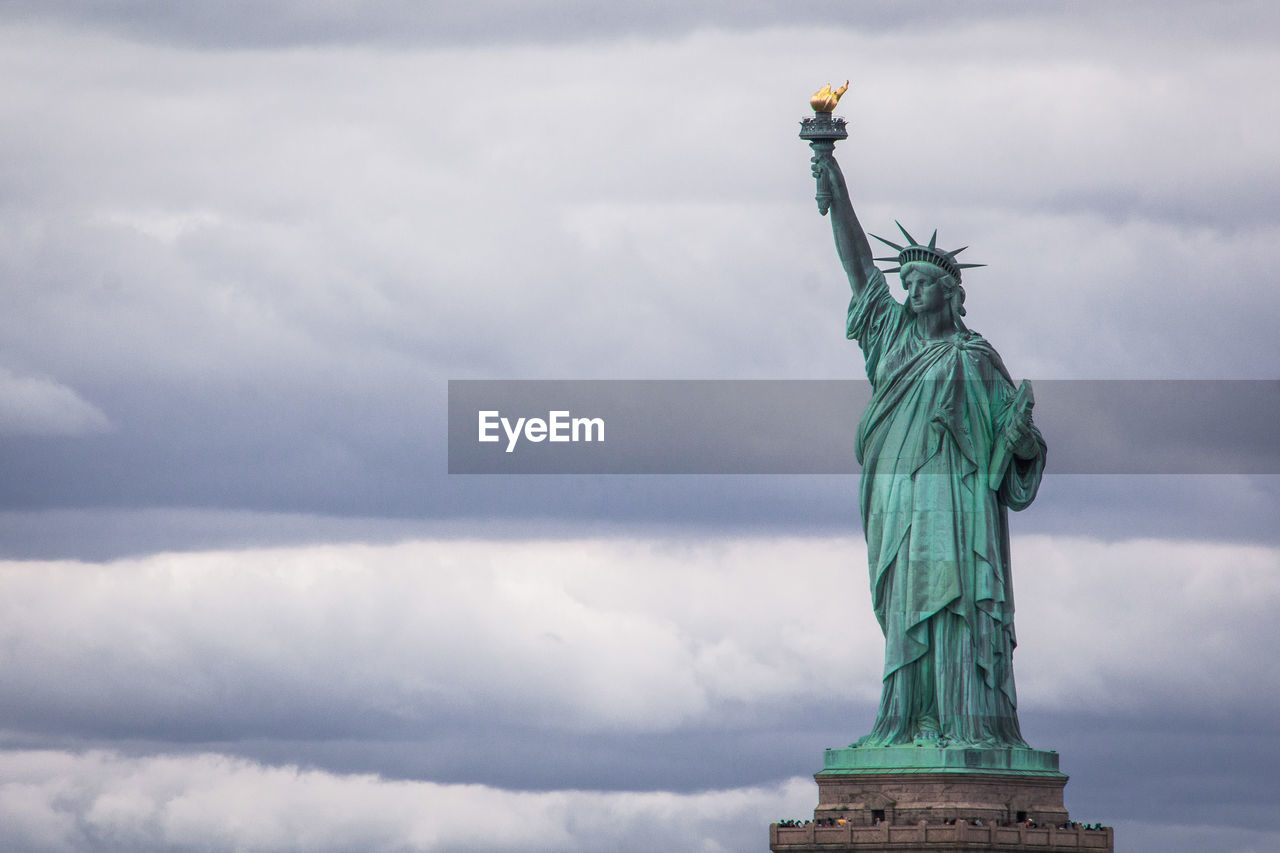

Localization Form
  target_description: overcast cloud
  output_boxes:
[2,2,1279,852]
[1,536,1279,850]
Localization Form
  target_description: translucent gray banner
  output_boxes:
[447,380,1280,475]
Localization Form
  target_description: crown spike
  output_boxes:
[870,233,905,252]
[895,221,919,246]
[873,222,982,282]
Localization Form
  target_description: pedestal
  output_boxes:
[769,746,1113,852]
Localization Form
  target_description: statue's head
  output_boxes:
[870,219,977,322]
[871,222,980,322]
[900,261,966,319]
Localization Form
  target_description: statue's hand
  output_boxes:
[811,152,835,190]
[811,151,840,215]
[1007,412,1040,460]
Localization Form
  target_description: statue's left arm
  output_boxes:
[992,378,1046,510]
[1009,411,1042,462]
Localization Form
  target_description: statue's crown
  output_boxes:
[871,222,984,283]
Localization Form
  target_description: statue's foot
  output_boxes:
[912,716,941,745]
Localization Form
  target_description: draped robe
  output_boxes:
[847,269,1046,747]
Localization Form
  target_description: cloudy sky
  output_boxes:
[2,2,1279,852]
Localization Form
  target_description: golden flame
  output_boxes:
[809,80,849,113]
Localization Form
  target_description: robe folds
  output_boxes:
[847,270,1046,747]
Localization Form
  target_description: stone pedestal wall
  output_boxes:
[768,746,1112,853]
[815,770,1069,827]
[770,819,1113,852]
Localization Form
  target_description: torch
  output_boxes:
[799,81,849,215]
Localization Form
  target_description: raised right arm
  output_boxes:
[812,150,877,299]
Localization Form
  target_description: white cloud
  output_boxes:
[1,533,1278,745]
[0,537,878,738]
[0,8,1276,851]
[92,209,224,244]
[0,746,1270,853]
[1,15,1277,527]
[2,19,1277,399]
[1011,535,1280,717]
[0,749,815,853]
[0,367,110,435]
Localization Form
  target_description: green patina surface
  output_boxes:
[805,94,1048,753]
[819,744,1064,777]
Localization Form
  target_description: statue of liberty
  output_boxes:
[808,101,1047,748]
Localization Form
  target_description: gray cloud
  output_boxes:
[3,536,1277,759]
[0,1,1108,49]
[0,749,817,853]
[1,534,1277,848]
[4,1,1278,52]
[5,474,1280,562]
[0,746,1274,853]
[0,368,111,436]
[2,12,1279,551]
[3,9,1279,851]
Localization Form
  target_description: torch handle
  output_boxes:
[808,140,836,216]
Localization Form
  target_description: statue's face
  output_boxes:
[904,269,947,316]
